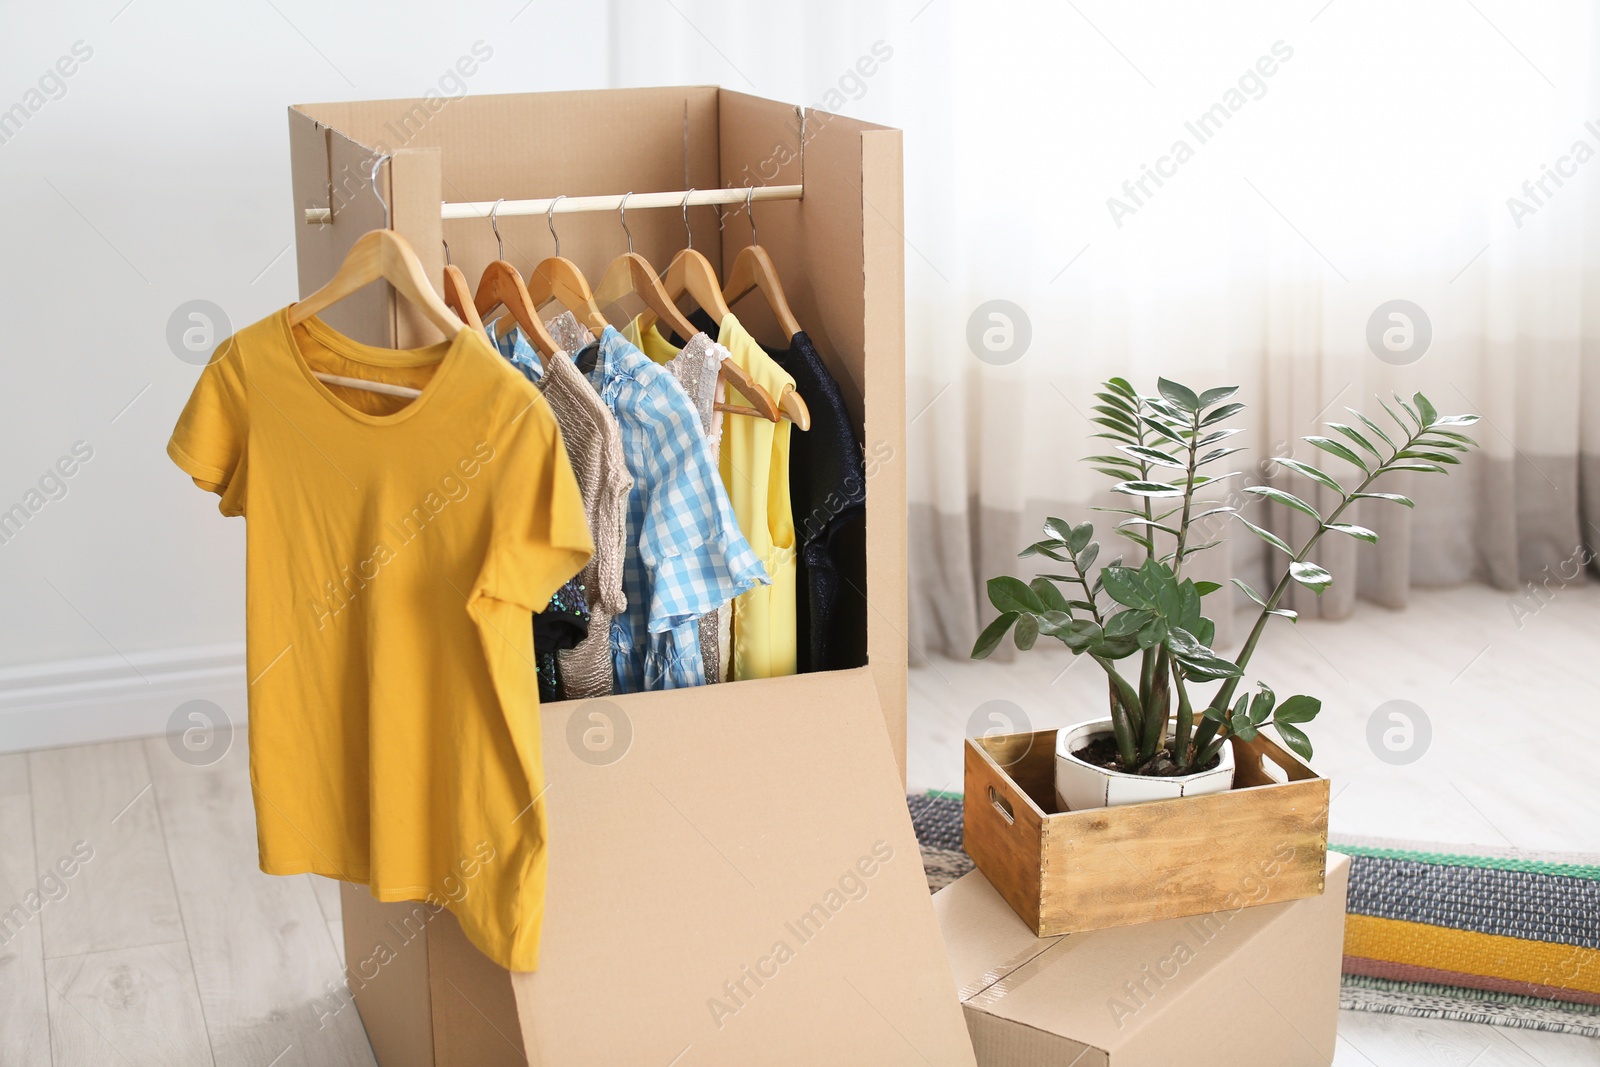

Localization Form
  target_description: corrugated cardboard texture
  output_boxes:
[292,89,926,1065]
[935,855,1351,1067]
[288,88,907,777]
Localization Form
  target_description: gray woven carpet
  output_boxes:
[908,792,1600,1038]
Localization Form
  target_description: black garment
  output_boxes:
[764,330,868,672]
[533,575,589,701]
[679,310,869,672]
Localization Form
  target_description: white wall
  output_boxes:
[0,1,612,747]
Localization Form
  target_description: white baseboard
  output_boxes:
[0,643,247,754]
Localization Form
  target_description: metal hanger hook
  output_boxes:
[745,185,758,246]
[546,195,566,257]
[442,238,452,266]
[369,153,392,228]
[681,188,695,250]
[618,192,634,254]
[490,198,506,261]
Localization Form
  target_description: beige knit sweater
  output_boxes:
[542,312,631,699]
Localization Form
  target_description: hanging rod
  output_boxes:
[304,183,802,225]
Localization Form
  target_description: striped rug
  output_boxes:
[1335,834,1600,1037]
[908,793,1600,1037]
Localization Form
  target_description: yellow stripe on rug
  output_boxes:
[1345,914,1600,996]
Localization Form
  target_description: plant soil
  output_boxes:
[1072,735,1223,777]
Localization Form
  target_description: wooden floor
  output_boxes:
[0,583,1593,1065]
[0,732,372,1067]
[908,580,1600,1067]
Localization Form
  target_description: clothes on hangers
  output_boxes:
[624,318,735,684]
[168,308,592,973]
[585,326,768,692]
[487,315,632,701]
[759,330,869,673]
[664,311,799,681]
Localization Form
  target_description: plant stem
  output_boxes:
[1172,662,1195,769]
[1170,409,1201,578]
[1094,657,1141,766]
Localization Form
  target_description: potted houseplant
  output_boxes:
[971,377,1479,812]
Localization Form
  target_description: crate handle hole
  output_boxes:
[1260,753,1289,784]
[988,785,1015,824]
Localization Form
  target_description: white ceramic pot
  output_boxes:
[1053,717,1236,812]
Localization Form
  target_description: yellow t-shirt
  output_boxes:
[627,313,799,679]
[167,308,592,972]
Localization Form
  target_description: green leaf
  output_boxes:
[1249,683,1276,725]
[1395,394,1422,429]
[1031,578,1071,613]
[1193,581,1222,596]
[1324,522,1378,544]
[1351,491,1415,508]
[1327,422,1382,459]
[1433,414,1481,426]
[1014,613,1039,651]
[971,612,1018,659]
[1158,379,1196,412]
[1236,516,1294,556]
[1200,402,1246,427]
[1197,428,1244,446]
[1397,449,1461,465]
[1305,436,1370,473]
[1231,577,1266,606]
[1068,523,1094,554]
[1105,377,1136,398]
[1275,694,1321,724]
[989,576,1045,614]
[1348,407,1397,450]
[1036,610,1076,635]
[1141,418,1187,445]
[1274,458,1345,495]
[1243,485,1323,521]
[1274,721,1313,761]
[1167,628,1243,680]
[1118,444,1187,469]
[1091,417,1138,437]
[1198,447,1246,466]
[1413,392,1437,426]
[1077,543,1100,573]
[1104,609,1148,638]
[1112,480,1185,498]
[1198,385,1240,408]
[1119,518,1182,537]
[1269,608,1298,621]
[1018,540,1068,561]
[1386,462,1446,474]
[1289,561,1333,594]
[1100,567,1148,609]
[1043,517,1075,542]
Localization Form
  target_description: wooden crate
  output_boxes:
[963,729,1329,937]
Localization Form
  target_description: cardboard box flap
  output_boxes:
[508,667,974,1065]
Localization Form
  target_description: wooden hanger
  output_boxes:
[287,228,461,400]
[721,189,809,430]
[441,241,484,333]
[527,194,607,334]
[474,200,559,357]
[593,192,703,344]
[722,186,802,342]
[635,192,781,423]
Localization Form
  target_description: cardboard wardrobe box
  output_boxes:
[287,89,972,1065]
[933,854,1351,1067]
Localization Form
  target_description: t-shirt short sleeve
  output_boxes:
[168,338,249,516]
[483,390,595,614]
